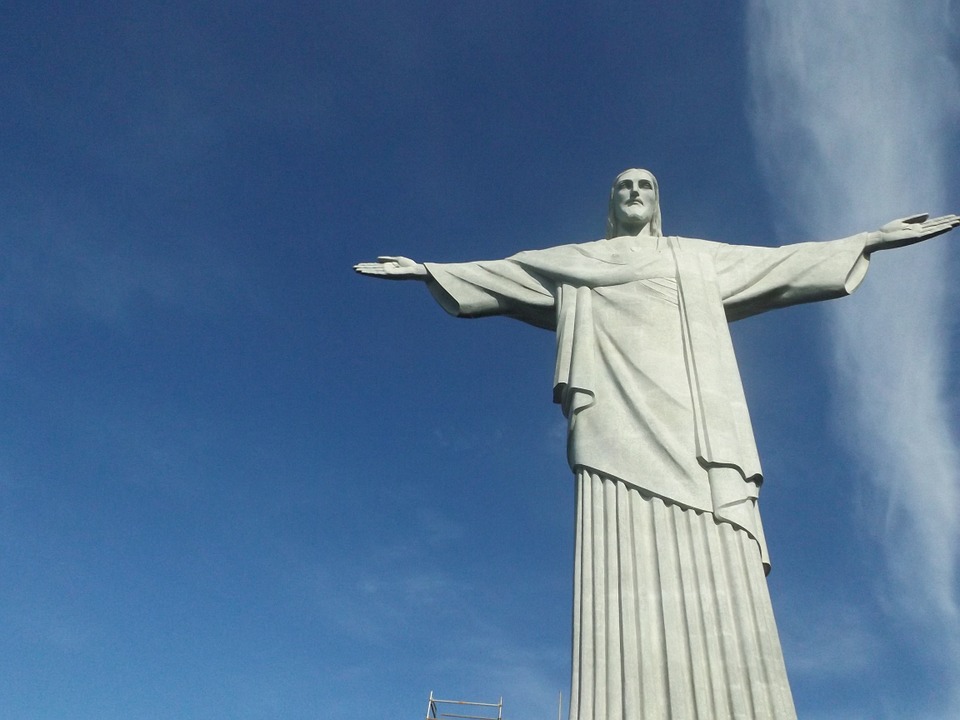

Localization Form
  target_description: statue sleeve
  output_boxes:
[713,233,871,321]
[423,255,557,330]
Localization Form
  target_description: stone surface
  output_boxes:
[354,169,959,719]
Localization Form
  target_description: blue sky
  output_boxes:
[0,2,958,719]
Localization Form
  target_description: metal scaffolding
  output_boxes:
[425,691,503,720]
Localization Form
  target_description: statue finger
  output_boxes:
[923,215,958,228]
[923,217,959,232]
[918,225,955,240]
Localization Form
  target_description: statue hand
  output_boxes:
[866,213,960,253]
[353,255,428,280]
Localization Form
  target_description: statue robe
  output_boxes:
[424,232,870,720]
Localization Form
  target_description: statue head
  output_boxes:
[606,168,662,239]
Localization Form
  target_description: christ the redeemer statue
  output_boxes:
[355,168,959,720]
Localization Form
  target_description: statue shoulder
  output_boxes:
[511,238,605,261]
[672,235,721,253]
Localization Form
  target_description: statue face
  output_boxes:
[612,169,657,235]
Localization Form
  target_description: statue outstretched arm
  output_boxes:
[865,213,960,254]
[714,213,958,320]
[354,252,557,328]
[354,256,428,280]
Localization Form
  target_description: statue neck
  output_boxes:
[613,223,656,239]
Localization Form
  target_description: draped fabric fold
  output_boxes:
[670,239,761,481]
[554,285,598,430]
[571,469,797,720]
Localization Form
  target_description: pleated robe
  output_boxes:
[424,232,870,720]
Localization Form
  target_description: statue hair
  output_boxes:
[606,168,663,239]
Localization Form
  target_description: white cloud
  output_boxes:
[747,0,960,713]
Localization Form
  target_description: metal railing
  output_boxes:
[425,691,503,720]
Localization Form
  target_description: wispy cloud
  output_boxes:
[747,0,960,713]
[779,597,882,677]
